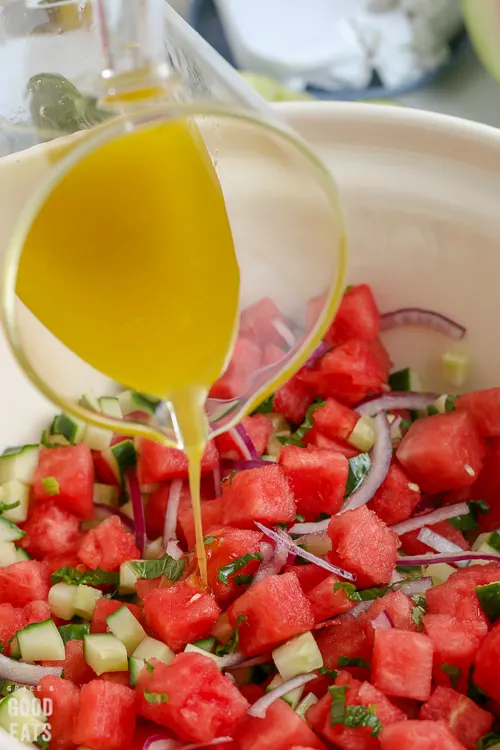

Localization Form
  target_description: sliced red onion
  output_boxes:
[166,540,184,560]
[225,655,271,670]
[251,541,288,587]
[417,527,469,568]
[305,342,331,368]
[0,654,62,685]
[255,522,356,582]
[232,424,260,461]
[217,652,246,669]
[288,518,330,536]
[163,479,183,550]
[143,738,233,750]
[94,502,134,532]
[340,412,392,513]
[390,415,402,439]
[345,600,374,618]
[391,502,469,536]
[381,308,466,340]
[355,392,438,417]
[371,611,393,629]
[248,673,316,718]
[213,463,222,498]
[396,576,432,596]
[272,318,296,349]
[127,471,147,556]
[390,569,406,584]
[397,551,500,566]
[222,459,268,472]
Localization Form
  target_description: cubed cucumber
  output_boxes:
[84,634,128,675]
[184,643,224,668]
[442,350,471,389]
[50,413,87,445]
[272,631,323,681]
[0,445,39,484]
[9,638,20,659]
[80,390,100,412]
[93,483,119,507]
[119,561,140,594]
[266,674,304,709]
[16,547,31,562]
[132,637,175,664]
[42,430,70,447]
[388,367,421,392]
[295,691,318,720]
[0,687,47,743]
[99,397,123,419]
[129,656,146,686]
[424,563,456,586]
[0,517,25,542]
[0,542,19,567]
[119,500,135,520]
[192,637,217,653]
[101,440,137,484]
[118,390,159,416]
[0,480,30,523]
[106,605,147,655]
[18,618,65,661]
[347,416,375,452]
[74,585,103,619]
[84,424,113,452]
[472,531,500,565]
[145,537,164,560]
[476,582,500,622]
[432,394,449,414]
[49,582,77,621]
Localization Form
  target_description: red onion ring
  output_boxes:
[127,471,147,556]
[255,522,356,582]
[417,527,469,567]
[355,392,438,417]
[272,318,296,349]
[340,412,392,513]
[248,673,316,718]
[371,611,393,629]
[232,424,260,461]
[0,654,62,685]
[225,655,271,670]
[396,576,432,596]
[397,551,500,566]
[94,503,134,532]
[163,479,183,550]
[390,415,402,439]
[288,518,330,536]
[381,308,466,340]
[222,459,268,472]
[251,541,288,587]
[390,502,469,536]
[343,600,373,618]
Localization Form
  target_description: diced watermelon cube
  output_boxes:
[312,398,359,441]
[420,686,493,750]
[426,580,489,628]
[274,372,315,424]
[178,495,225,550]
[372,629,433,701]
[136,652,249,742]
[279,445,348,519]
[379,720,468,750]
[400,520,469,557]
[238,682,265,704]
[72,680,136,750]
[447,562,500,587]
[284,564,330,592]
[240,298,290,348]
[90,598,145,634]
[137,437,219,484]
[324,284,380,346]
[233,697,326,750]
[0,560,50,608]
[20,502,81,559]
[473,624,500,701]
[305,428,360,458]
[469,438,500,533]
[365,591,418,633]
[92,449,120,486]
[367,461,421,526]
[205,526,263,602]
[209,335,262,400]
[227,572,315,656]
[327,506,401,588]
[33,444,94,519]
[145,481,190,540]
[219,465,296,528]
[100,671,131,685]
[143,579,221,651]
[456,388,500,437]
[315,614,373,670]
[303,338,389,405]
[42,554,81,575]
[23,600,51,626]
[0,604,26,656]
[396,412,486,493]
[78,515,140,571]
[216,414,273,459]
[42,640,94,686]
[306,573,354,622]
[38,675,79,750]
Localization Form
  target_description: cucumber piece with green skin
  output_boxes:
[0,542,19,567]
[192,637,217,653]
[0,687,47,742]
[18,618,65,661]
[266,674,304,709]
[48,582,77,621]
[388,367,421,393]
[272,631,323,681]
[74,585,103,619]
[476,582,500,622]
[184,643,225,668]
[80,390,100,412]
[99,397,123,419]
[347,415,375,452]
[129,656,145,686]
[0,517,25,542]
[118,390,159,416]
[295,692,318,720]
[101,440,137,484]
[15,547,30,562]
[50,413,87,444]
[131,637,175,676]
[119,561,140,594]
[9,638,20,659]
[84,634,128,675]
[0,479,30,523]
[106,605,147,655]
[144,537,164,560]
[93,483,119,507]
[84,424,113,452]
[0,445,39,484]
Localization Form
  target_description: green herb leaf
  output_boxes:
[278,400,326,448]
[58,623,90,645]
[399,418,413,432]
[233,574,254,586]
[145,661,155,677]
[450,499,490,532]
[439,663,462,690]
[427,405,439,416]
[334,581,358,598]
[329,685,349,726]
[411,604,426,629]
[487,531,500,553]
[412,594,428,611]
[203,536,217,546]
[445,394,457,413]
[333,580,389,602]
[477,732,500,750]
[468,666,488,706]
[129,554,185,582]
[222,470,237,486]
[41,476,60,496]
[388,367,413,392]
[345,453,371,496]
[144,691,168,704]
[50,567,119,588]
[215,615,248,656]
[294,514,305,523]
[476,582,500,622]
[252,395,275,415]
[344,704,382,737]
[0,500,20,515]
[318,667,338,679]
[337,656,370,669]
[37,736,50,750]
[217,552,263,586]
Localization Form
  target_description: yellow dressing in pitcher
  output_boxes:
[16,119,240,585]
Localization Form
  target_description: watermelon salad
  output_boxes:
[2,284,500,750]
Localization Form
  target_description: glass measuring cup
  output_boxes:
[0,0,347,450]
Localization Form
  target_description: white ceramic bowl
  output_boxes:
[1,99,500,750]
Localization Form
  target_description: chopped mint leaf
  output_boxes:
[399,418,413,432]
[233,574,254,586]
[37,736,50,750]
[344,704,382,737]
[203,536,217,546]
[476,582,500,622]
[0,500,20,515]
[222,470,237,486]
[279,400,326,448]
[217,552,263,586]
[41,476,60,496]
[411,603,426,629]
[445,395,457,413]
[145,661,155,677]
[427,405,439,416]
[450,499,490,532]
[338,656,370,669]
[329,685,349,726]
[439,663,462,690]
[58,623,90,645]
[215,615,248,656]
[252,395,275,415]
[345,453,371,496]
[144,690,168,704]
[51,567,119,588]
[318,667,338,679]
[334,581,357,598]
[129,554,185,582]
